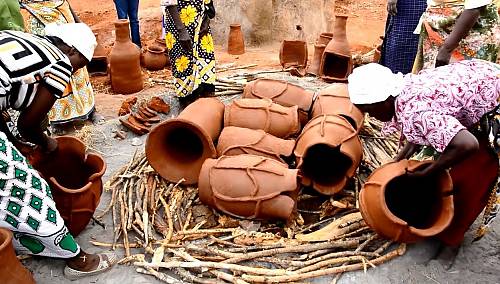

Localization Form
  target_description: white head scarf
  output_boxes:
[347,63,406,104]
[45,23,97,61]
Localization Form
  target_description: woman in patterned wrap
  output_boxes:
[0,24,115,280]
[348,60,500,268]
[162,0,216,106]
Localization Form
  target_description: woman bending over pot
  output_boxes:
[0,23,116,280]
[348,60,500,267]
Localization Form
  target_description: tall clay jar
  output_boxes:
[109,19,144,94]
[0,229,35,284]
[228,24,245,55]
[317,32,333,45]
[307,44,326,76]
[320,15,353,82]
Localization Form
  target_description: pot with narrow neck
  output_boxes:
[228,24,245,55]
[0,229,35,284]
[109,19,143,94]
[317,33,333,45]
[319,15,353,82]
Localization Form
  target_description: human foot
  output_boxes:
[64,251,116,280]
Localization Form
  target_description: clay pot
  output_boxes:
[320,15,353,82]
[217,126,295,164]
[224,98,301,139]
[311,83,364,130]
[0,229,35,284]
[142,46,168,71]
[109,19,143,94]
[88,33,108,76]
[243,78,314,126]
[146,98,225,185]
[279,40,308,69]
[228,24,245,55]
[32,136,106,236]
[317,32,333,45]
[359,160,454,243]
[307,44,326,76]
[198,155,299,220]
[294,115,362,195]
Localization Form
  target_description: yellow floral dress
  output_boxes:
[163,0,216,97]
[19,0,95,124]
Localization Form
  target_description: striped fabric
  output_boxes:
[0,30,72,111]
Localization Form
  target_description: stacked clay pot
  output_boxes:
[0,228,35,284]
[319,15,353,82]
[359,160,454,243]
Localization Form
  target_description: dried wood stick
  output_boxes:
[185,245,238,259]
[295,256,366,274]
[90,241,140,248]
[227,243,286,253]
[118,254,145,265]
[209,235,247,248]
[132,223,145,239]
[176,228,238,236]
[175,267,223,284]
[270,251,379,269]
[136,267,183,284]
[95,184,118,219]
[160,195,174,244]
[182,210,192,231]
[119,191,131,257]
[127,178,135,230]
[374,241,393,255]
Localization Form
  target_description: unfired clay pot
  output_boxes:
[146,98,225,185]
[32,136,106,236]
[88,33,108,76]
[307,44,326,76]
[320,15,353,82]
[0,228,35,284]
[224,98,301,139]
[228,24,245,55]
[142,46,168,71]
[279,40,308,69]
[198,155,299,220]
[109,19,143,94]
[311,83,364,130]
[294,115,362,195]
[317,32,333,45]
[243,78,314,126]
[359,160,454,243]
[217,126,295,164]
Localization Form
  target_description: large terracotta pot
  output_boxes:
[243,78,314,126]
[279,40,308,69]
[146,98,225,185]
[228,24,245,55]
[320,15,353,82]
[359,160,454,243]
[294,115,362,195]
[0,229,35,284]
[142,46,168,71]
[307,44,326,76]
[224,98,300,139]
[217,126,295,164]
[32,136,106,236]
[198,155,299,220]
[311,83,364,131]
[87,32,108,76]
[109,19,143,94]
[317,32,333,45]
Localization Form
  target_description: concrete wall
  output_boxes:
[211,0,336,46]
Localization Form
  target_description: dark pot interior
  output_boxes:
[164,127,204,164]
[322,53,350,79]
[87,57,108,76]
[302,144,353,187]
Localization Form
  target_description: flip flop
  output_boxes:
[64,252,117,281]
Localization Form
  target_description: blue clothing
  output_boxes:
[114,0,141,47]
[379,0,427,74]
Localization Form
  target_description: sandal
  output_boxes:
[64,252,117,281]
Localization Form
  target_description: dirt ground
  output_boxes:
[20,1,500,283]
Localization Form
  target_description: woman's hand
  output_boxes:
[435,46,452,67]
[395,141,421,161]
[199,15,210,38]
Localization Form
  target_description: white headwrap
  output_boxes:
[347,63,406,104]
[45,23,97,61]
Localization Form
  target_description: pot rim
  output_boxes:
[0,228,12,252]
[147,45,166,54]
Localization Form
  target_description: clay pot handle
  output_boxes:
[49,176,94,194]
[251,80,289,100]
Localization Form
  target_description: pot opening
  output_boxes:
[164,127,204,164]
[302,144,352,187]
[51,155,94,189]
[385,168,444,229]
[148,46,165,53]
[87,57,108,76]
[322,53,350,79]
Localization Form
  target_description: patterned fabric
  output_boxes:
[163,0,216,97]
[19,0,95,125]
[412,4,500,72]
[427,0,492,9]
[0,0,25,31]
[383,60,500,152]
[380,0,427,74]
[0,131,80,258]
[0,30,72,110]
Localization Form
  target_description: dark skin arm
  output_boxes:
[435,7,485,67]
[395,141,422,161]
[165,5,193,52]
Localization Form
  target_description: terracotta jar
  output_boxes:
[0,229,35,284]
[146,98,225,185]
[224,98,300,139]
[142,46,168,71]
[311,83,364,131]
[359,160,454,243]
[228,24,245,55]
[243,78,314,126]
[317,32,333,45]
[307,44,326,76]
[87,32,108,76]
[279,40,308,69]
[294,115,362,195]
[109,19,143,94]
[320,15,353,82]
[198,155,299,220]
[217,126,295,164]
[32,136,106,236]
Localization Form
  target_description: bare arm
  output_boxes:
[395,141,422,161]
[165,5,192,51]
